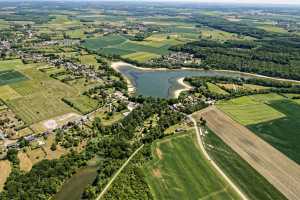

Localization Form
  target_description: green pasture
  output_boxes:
[143,131,240,200]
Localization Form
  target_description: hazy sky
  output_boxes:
[146,0,300,4]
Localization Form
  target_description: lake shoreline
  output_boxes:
[111,61,300,84]
[173,77,193,98]
[111,61,300,99]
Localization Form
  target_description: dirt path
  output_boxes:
[188,115,249,200]
[195,106,300,200]
[95,144,144,200]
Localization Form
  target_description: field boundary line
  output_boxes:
[95,144,144,200]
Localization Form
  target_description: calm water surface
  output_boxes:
[117,64,252,98]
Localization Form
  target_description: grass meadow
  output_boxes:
[143,131,240,200]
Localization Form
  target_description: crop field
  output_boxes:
[122,52,160,62]
[217,94,286,125]
[0,70,28,86]
[0,59,25,70]
[257,25,288,33]
[63,95,99,114]
[200,28,254,41]
[66,29,85,39]
[79,55,98,65]
[218,93,300,165]
[0,160,11,192]
[207,82,229,95]
[248,99,300,164]
[82,35,127,50]
[99,47,135,56]
[1,67,82,125]
[0,85,22,100]
[196,106,300,200]
[204,128,287,200]
[143,131,240,200]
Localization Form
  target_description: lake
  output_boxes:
[114,62,253,98]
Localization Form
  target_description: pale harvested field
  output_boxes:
[18,151,32,172]
[195,106,300,200]
[0,160,11,191]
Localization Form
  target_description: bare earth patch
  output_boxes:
[152,168,162,178]
[0,160,11,191]
[194,106,300,200]
[156,147,163,160]
[18,151,32,172]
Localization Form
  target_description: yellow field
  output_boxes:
[18,151,33,172]
[123,52,160,62]
[0,160,11,191]
[0,85,22,100]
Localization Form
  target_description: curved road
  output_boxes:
[187,115,249,200]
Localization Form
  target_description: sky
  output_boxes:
[142,0,300,4]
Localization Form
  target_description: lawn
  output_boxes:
[204,128,287,200]
[217,95,285,125]
[122,52,160,62]
[207,82,229,95]
[143,131,240,200]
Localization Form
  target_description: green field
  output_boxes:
[0,70,28,86]
[63,95,99,114]
[204,128,287,200]
[0,59,25,70]
[82,35,127,50]
[122,52,160,62]
[248,99,300,164]
[207,82,229,95]
[143,131,240,200]
[218,93,300,164]
[217,94,285,125]
[3,67,80,125]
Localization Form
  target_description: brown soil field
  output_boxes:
[0,160,11,191]
[195,106,300,200]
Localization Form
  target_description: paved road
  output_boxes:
[188,115,249,200]
[96,144,144,200]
